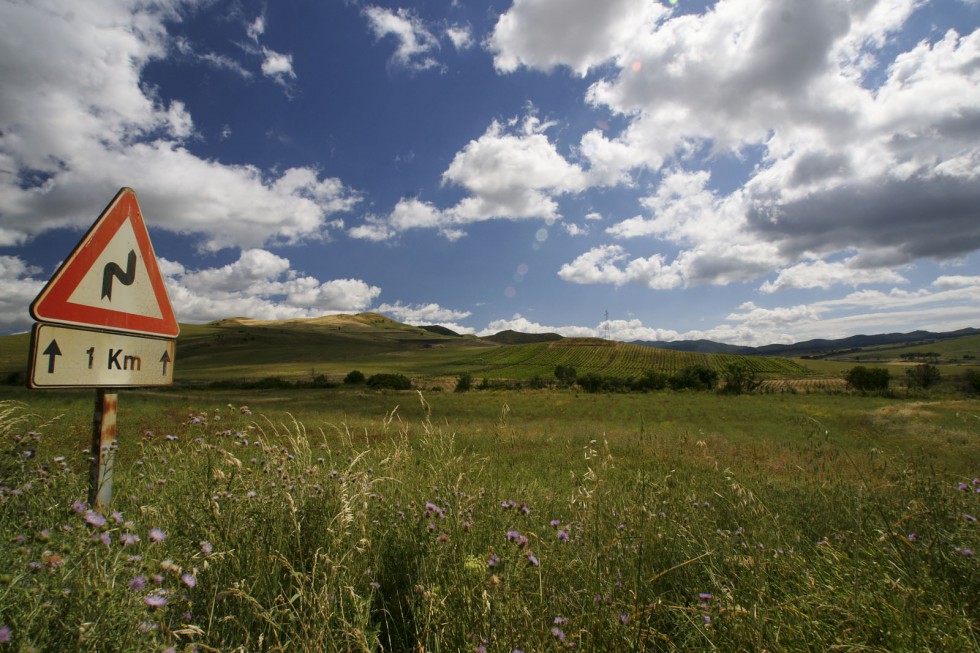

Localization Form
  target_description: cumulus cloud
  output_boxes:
[162,249,381,323]
[378,301,473,331]
[0,0,358,250]
[0,256,46,331]
[490,0,980,293]
[364,6,442,72]
[350,114,587,240]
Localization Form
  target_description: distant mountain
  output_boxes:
[634,327,980,357]
[482,330,563,345]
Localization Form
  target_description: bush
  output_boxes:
[720,361,758,394]
[554,365,577,387]
[669,364,719,391]
[454,372,472,393]
[959,369,980,395]
[366,373,412,390]
[577,372,608,393]
[905,364,941,390]
[631,369,669,392]
[845,366,890,392]
[344,370,366,385]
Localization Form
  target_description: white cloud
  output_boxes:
[261,47,296,82]
[488,0,669,76]
[0,256,45,330]
[162,249,382,323]
[491,0,980,293]
[364,6,442,72]
[378,301,473,329]
[477,314,595,338]
[0,0,358,250]
[760,259,909,293]
[353,114,588,239]
[445,24,474,51]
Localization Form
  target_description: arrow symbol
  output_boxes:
[160,350,171,376]
[102,249,137,301]
[42,339,62,373]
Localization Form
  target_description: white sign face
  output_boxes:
[29,324,175,388]
[30,188,179,338]
[66,218,164,319]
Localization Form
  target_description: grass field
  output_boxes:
[1,384,978,651]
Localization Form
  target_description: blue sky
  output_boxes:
[2,0,979,345]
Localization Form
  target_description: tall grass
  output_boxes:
[0,396,977,651]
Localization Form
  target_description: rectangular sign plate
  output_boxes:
[29,323,175,388]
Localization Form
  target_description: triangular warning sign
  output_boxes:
[31,188,179,338]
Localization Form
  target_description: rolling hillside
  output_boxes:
[0,312,811,385]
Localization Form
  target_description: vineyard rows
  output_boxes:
[459,340,811,380]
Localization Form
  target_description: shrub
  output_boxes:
[905,364,941,390]
[366,373,412,390]
[554,365,577,387]
[344,370,366,385]
[845,366,890,392]
[454,372,472,393]
[669,364,719,391]
[631,369,669,392]
[959,369,980,395]
[577,372,607,393]
[720,361,758,394]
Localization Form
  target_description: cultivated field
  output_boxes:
[1,386,978,651]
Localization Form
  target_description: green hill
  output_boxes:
[1,313,811,385]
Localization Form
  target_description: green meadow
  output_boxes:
[2,315,979,650]
[1,383,978,651]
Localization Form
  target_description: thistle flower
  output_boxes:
[149,528,166,543]
[144,594,167,608]
[557,530,569,542]
[129,575,147,591]
[199,541,213,555]
[84,511,106,528]
[121,533,140,546]
[181,573,196,588]
[71,501,87,514]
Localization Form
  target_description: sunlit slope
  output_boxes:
[446,338,810,380]
[0,313,811,383]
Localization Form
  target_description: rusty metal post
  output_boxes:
[88,388,118,510]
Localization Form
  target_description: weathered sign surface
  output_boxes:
[29,323,175,388]
[30,187,179,338]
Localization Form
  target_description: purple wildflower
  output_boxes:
[71,501,87,514]
[704,615,712,625]
[148,528,166,543]
[487,554,500,568]
[908,533,917,542]
[181,573,196,588]
[506,530,520,542]
[959,482,969,492]
[99,532,111,547]
[956,547,975,556]
[550,519,561,528]
[84,511,106,527]
[129,575,147,591]
[526,554,539,567]
[698,593,713,600]
[520,502,530,515]
[551,626,566,642]
[620,613,630,624]
[0,625,10,643]
[554,616,568,625]
[121,533,140,546]
[557,529,569,542]
[144,594,167,608]
[200,541,213,555]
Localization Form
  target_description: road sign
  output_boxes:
[30,188,179,338]
[29,323,175,388]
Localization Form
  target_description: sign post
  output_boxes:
[28,188,178,510]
